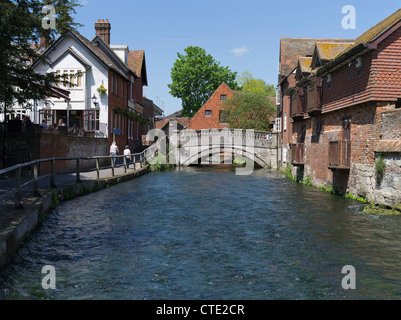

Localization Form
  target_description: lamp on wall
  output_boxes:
[92,94,98,107]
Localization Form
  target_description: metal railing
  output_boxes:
[0,150,148,209]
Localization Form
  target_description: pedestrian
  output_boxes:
[40,119,48,130]
[110,141,119,166]
[124,145,131,168]
[24,116,32,127]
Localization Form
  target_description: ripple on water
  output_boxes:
[1,167,401,300]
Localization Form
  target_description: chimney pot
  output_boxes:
[95,20,111,45]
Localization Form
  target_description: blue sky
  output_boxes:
[74,0,401,116]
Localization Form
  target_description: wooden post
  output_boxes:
[33,162,41,197]
[76,158,81,183]
[15,166,22,209]
[124,156,127,173]
[96,158,100,180]
[50,159,56,188]
[111,156,115,176]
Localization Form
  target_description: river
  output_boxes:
[1,166,401,300]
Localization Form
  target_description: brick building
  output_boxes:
[277,9,401,208]
[188,82,234,130]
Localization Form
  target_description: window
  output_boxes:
[115,78,118,96]
[130,81,133,101]
[122,82,124,98]
[111,76,114,94]
[56,70,83,88]
[205,110,212,117]
[274,118,281,133]
[220,95,227,101]
[83,110,96,131]
[95,110,100,131]
[40,110,55,126]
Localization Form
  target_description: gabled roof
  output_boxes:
[32,30,129,80]
[71,31,129,80]
[128,50,148,85]
[279,38,354,83]
[317,9,401,76]
[351,8,401,48]
[50,47,91,69]
[295,57,313,81]
[279,38,318,79]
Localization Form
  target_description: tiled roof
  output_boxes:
[298,57,313,73]
[70,30,128,80]
[279,38,318,77]
[317,9,401,75]
[279,38,353,80]
[351,8,401,48]
[315,42,354,61]
[128,50,145,77]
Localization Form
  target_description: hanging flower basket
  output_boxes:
[97,84,107,95]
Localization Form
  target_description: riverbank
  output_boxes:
[0,166,149,270]
[280,164,401,215]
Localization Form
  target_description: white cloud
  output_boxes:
[230,46,250,58]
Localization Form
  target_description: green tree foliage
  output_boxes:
[237,71,276,97]
[168,46,239,117]
[0,0,82,111]
[221,91,276,131]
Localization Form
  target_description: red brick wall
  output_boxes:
[292,101,396,193]
[133,77,143,105]
[188,83,233,131]
[108,70,129,153]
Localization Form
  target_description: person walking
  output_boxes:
[110,141,119,166]
[124,145,132,169]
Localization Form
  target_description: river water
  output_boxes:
[1,167,401,300]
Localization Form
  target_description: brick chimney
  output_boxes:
[95,19,111,45]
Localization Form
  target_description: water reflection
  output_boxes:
[1,167,401,300]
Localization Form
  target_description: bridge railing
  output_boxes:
[177,129,277,148]
[0,149,148,209]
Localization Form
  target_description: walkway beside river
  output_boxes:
[0,163,149,269]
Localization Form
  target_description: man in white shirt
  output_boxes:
[110,142,119,166]
[124,145,132,168]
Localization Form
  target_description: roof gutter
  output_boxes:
[315,43,370,77]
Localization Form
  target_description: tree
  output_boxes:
[0,0,81,169]
[168,46,239,117]
[0,0,82,111]
[237,71,276,97]
[221,91,276,131]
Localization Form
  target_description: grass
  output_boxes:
[344,192,369,204]
[363,204,401,216]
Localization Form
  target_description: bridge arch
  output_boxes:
[180,145,270,168]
